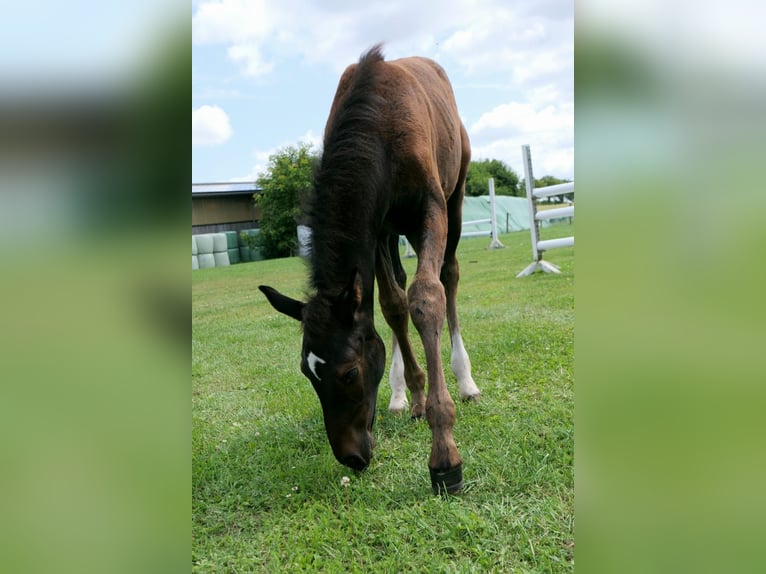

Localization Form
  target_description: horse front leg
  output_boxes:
[407,211,463,494]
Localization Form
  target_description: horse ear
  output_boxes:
[342,269,363,312]
[259,285,304,322]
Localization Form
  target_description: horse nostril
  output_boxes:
[340,453,369,471]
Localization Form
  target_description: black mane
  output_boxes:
[307,46,389,296]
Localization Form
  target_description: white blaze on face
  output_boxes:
[307,351,326,381]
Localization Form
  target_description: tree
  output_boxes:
[465,159,520,197]
[255,143,317,259]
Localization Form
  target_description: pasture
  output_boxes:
[193,223,574,572]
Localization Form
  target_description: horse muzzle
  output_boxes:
[333,428,374,471]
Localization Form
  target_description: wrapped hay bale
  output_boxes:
[212,233,228,253]
[239,245,251,262]
[238,229,258,262]
[198,253,215,269]
[227,247,240,264]
[192,236,198,255]
[245,229,264,261]
[192,255,199,270]
[214,251,230,267]
[195,234,214,255]
[225,231,238,249]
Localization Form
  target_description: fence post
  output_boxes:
[516,144,574,277]
[487,177,504,249]
[403,237,416,258]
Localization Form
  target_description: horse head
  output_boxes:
[259,270,385,471]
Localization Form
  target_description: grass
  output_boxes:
[193,222,574,573]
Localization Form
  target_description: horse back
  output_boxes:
[326,49,469,208]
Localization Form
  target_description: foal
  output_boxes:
[260,45,479,493]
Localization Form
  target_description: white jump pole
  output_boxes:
[460,178,504,249]
[487,178,505,250]
[516,144,574,277]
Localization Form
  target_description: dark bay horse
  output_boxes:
[259,45,480,494]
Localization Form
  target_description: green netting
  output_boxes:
[213,233,228,253]
[195,234,214,255]
[461,195,530,235]
[461,195,572,235]
[192,236,198,255]
[225,231,238,249]
[227,247,240,264]
[192,255,199,270]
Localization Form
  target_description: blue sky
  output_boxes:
[192,0,573,184]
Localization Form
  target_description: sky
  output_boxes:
[192,0,573,184]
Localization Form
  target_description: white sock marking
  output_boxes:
[451,331,480,399]
[388,338,408,412]
[307,351,326,381]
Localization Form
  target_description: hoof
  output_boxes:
[430,464,463,495]
[388,394,408,414]
[410,403,425,419]
[389,406,407,415]
[460,391,480,403]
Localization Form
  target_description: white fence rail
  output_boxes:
[516,144,574,277]
[403,177,505,257]
[460,177,504,249]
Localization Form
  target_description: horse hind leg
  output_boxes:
[375,236,426,417]
[388,336,407,413]
[441,249,481,401]
[443,183,480,402]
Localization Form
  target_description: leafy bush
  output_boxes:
[255,143,317,259]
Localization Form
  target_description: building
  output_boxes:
[192,182,261,235]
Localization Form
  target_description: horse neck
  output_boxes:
[309,193,379,312]
[311,106,386,309]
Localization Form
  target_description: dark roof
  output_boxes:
[192,182,261,197]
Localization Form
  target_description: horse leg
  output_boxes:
[387,336,407,413]
[443,189,480,401]
[375,236,426,417]
[407,200,463,494]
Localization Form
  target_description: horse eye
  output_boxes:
[342,367,359,386]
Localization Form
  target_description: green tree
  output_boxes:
[465,159,520,196]
[255,143,317,259]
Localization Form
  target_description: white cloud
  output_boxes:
[192,105,233,146]
[191,0,571,81]
[192,1,573,181]
[471,100,573,138]
[227,44,274,77]
[471,136,573,181]
[192,0,274,44]
[193,0,279,76]
[469,92,574,179]
[437,4,571,84]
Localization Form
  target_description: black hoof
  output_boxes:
[430,464,463,495]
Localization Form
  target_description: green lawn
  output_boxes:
[193,223,574,573]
